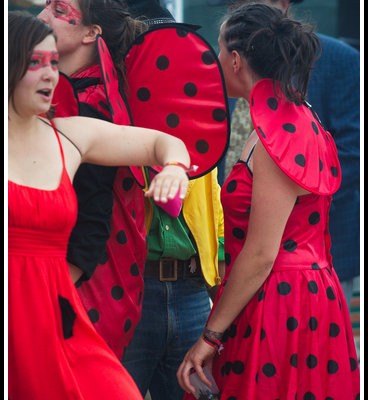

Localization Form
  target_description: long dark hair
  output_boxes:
[77,0,148,79]
[8,11,55,105]
[221,3,320,102]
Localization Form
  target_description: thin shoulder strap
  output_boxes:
[38,117,82,158]
[245,143,256,164]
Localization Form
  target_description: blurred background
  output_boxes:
[8,0,361,51]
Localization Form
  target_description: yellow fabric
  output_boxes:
[144,168,224,287]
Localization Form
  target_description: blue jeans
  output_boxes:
[122,276,211,400]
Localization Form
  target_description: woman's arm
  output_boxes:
[177,140,309,394]
[54,116,191,202]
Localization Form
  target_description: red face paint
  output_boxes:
[44,0,82,25]
[28,51,60,71]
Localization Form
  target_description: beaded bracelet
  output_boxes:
[163,161,199,173]
[203,326,224,341]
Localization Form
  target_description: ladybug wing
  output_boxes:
[250,79,341,195]
[123,23,230,183]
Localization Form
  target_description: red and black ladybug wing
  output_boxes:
[250,79,341,195]
[97,35,132,126]
[123,23,230,183]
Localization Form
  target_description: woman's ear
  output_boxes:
[231,50,242,73]
[82,24,102,44]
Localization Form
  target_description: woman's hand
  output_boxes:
[176,337,217,395]
[145,164,189,203]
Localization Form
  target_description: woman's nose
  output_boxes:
[37,8,51,24]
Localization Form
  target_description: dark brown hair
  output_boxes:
[221,3,320,102]
[8,10,56,107]
[77,0,148,80]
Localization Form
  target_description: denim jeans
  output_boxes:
[122,276,211,400]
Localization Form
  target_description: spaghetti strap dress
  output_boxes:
[8,120,143,400]
[184,79,360,400]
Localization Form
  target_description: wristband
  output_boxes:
[163,161,198,173]
[203,326,224,341]
[202,334,224,354]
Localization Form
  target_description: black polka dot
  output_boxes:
[282,123,296,133]
[184,82,197,97]
[262,363,276,377]
[232,227,245,239]
[267,97,278,110]
[223,324,237,342]
[88,308,100,323]
[308,280,318,294]
[311,263,321,270]
[329,323,340,337]
[137,87,150,101]
[326,286,336,300]
[260,328,266,341]
[319,159,324,171]
[130,263,140,277]
[290,353,298,368]
[327,360,339,374]
[308,212,320,225]
[258,290,265,301]
[116,230,127,244]
[166,113,180,128]
[277,282,291,295]
[331,166,339,177]
[202,50,215,65]
[325,397,334,400]
[306,354,318,368]
[221,362,232,376]
[283,239,297,252]
[226,180,237,193]
[195,139,209,154]
[227,397,237,400]
[303,393,316,400]
[156,55,169,70]
[287,317,298,331]
[308,317,318,331]
[124,319,132,333]
[213,108,227,122]
[295,154,306,167]
[311,121,319,134]
[350,357,358,371]
[258,126,266,138]
[232,361,245,374]
[111,285,124,300]
[243,325,252,338]
[122,177,134,191]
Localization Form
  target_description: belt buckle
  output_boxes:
[159,258,178,282]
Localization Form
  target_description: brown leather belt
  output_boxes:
[144,257,201,282]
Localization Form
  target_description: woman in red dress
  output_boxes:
[177,4,360,399]
[8,11,191,399]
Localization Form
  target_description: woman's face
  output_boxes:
[37,0,88,58]
[218,23,238,98]
[12,35,59,117]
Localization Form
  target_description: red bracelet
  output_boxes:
[163,161,198,173]
[202,334,224,354]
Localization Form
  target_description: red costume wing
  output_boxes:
[124,24,230,185]
[250,79,341,195]
[96,35,132,126]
